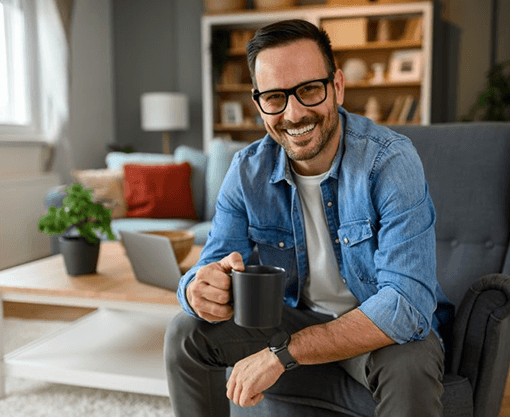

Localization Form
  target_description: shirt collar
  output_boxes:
[269,106,346,185]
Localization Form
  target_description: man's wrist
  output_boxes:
[268,330,299,371]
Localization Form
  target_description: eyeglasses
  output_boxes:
[253,72,335,115]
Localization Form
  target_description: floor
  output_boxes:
[3,301,510,416]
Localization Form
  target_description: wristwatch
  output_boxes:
[268,330,299,371]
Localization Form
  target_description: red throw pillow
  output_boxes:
[124,163,197,219]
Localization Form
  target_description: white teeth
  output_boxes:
[286,124,316,136]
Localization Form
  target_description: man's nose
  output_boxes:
[283,94,308,123]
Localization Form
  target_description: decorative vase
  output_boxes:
[58,237,100,276]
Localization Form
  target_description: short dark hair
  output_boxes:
[246,19,336,89]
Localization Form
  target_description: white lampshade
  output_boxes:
[141,92,189,131]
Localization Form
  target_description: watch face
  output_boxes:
[271,331,289,348]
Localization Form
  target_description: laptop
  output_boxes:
[119,230,182,291]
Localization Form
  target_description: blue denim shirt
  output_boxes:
[178,107,451,345]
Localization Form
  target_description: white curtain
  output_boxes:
[35,0,74,182]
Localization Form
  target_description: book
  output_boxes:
[406,98,419,122]
[386,95,405,124]
[397,95,415,125]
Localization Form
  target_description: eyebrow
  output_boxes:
[256,75,330,94]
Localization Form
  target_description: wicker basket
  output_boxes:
[254,0,296,10]
[203,0,247,13]
[143,230,195,263]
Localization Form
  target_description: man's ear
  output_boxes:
[333,69,345,106]
[251,88,262,115]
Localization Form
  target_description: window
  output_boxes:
[0,0,30,126]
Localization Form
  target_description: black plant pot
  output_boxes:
[58,236,100,276]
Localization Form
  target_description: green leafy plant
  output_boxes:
[463,60,510,121]
[38,184,116,245]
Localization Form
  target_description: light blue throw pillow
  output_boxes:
[205,140,250,221]
[174,145,208,220]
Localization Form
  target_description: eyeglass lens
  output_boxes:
[258,80,327,115]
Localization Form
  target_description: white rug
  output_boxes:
[1,317,176,417]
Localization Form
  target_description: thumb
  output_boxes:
[220,251,245,272]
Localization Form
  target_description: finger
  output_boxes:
[197,266,232,291]
[247,392,264,407]
[226,371,235,401]
[196,299,233,322]
[201,284,231,305]
[239,386,263,408]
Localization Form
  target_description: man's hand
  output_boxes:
[186,252,244,322]
[227,348,285,407]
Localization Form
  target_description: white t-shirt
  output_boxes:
[292,168,359,318]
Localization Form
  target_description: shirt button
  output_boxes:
[343,237,349,245]
[327,201,333,207]
[335,238,340,244]
[279,241,285,248]
[342,279,347,284]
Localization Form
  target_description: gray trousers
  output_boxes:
[164,304,444,417]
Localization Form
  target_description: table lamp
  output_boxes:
[141,92,189,154]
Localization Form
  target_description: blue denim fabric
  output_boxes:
[178,107,451,345]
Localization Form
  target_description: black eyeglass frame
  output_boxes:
[252,72,335,115]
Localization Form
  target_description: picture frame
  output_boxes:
[388,50,422,83]
[221,101,243,125]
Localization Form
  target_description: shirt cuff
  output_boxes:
[358,286,430,344]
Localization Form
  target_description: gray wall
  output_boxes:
[70,0,115,172]
[113,0,204,154]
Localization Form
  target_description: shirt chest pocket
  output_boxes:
[248,226,296,281]
[339,219,377,284]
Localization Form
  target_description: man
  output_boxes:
[165,19,450,417]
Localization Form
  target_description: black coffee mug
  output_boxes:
[231,265,286,329]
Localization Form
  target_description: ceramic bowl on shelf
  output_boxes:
[342,58,368,84]
[142,230,195,263]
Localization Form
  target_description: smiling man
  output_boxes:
[165,19,450,417]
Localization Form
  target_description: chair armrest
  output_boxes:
[451,273,510,417]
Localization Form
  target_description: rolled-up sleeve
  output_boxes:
[358,139,438,344]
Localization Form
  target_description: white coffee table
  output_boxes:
[0,241,202,398]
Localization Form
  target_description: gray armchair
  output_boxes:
[230,122,510,417]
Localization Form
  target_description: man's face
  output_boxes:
[253,39,344,171]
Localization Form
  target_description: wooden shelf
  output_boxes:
[333,39,421,52]
[202,3,434,152]
[345,80,421,89]
[229,39,421,57]
[216,83,253,93]
[215,123,265,131]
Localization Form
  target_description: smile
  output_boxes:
[285,123,316,137]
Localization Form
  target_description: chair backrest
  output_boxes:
[391,123,510,310]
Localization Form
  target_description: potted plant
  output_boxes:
[38,184,116,275]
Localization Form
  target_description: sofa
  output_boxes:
[44,139,249,254]
[228,122,510,417]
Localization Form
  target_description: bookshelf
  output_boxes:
[201,2,435,152]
